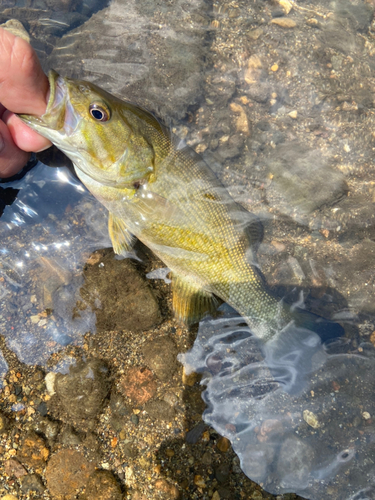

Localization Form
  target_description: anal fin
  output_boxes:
[172,275,217,326]
[108,213,135,256]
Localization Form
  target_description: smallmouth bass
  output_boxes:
[19,70,340,342]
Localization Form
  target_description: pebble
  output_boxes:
[4,458,27,479]
[17,431,49,469]
[271,64,279,72]
[194,474,206,488]
[0,412,9,434]
[278,0,293,14]
[1,496,18,500]
[182,367,199,386]
[121,367,156,405]
[271,17,297,28]
[154,478,180,499]
[303,409,321,429]
[45,449,95,498]
[288,110,298,119]
[216,436,231,452]
[363,411,371,420]
[20,473,45,494]
[45,372,56,396]
[229,102,250,134]
[244,55,263,85]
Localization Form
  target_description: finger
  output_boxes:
[0,27,49,115]
[4,111,51,153]
[0,119,30,178]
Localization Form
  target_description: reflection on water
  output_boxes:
[0,163,110,366]
[2,0,375,498]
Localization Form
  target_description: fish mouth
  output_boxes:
[18,70,69,136]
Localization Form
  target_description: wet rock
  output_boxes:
[215,463,230,483]
[4,458,27,479]
[0,412,10,434]
[216,436,231,453]
[47,0,208,120]
[142,336,179,381]
[53,358,110,423]
[110,391,131,432]
[144,400,176,421]
[120,367,157,405]
[81,470,122,500]
[45,449,95,499]
[59,426,83,446]
[277,437,315,489]
[266,142,348,214]
[33,417,60,442]
[20,473,45,494]
[154,478,180,499]
[81,251,161,332]
[17,431,49,469]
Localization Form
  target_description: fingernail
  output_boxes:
[0,132,4,153]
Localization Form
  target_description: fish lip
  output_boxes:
[18,69,66,130]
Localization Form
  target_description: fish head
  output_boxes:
[18,70,164,189]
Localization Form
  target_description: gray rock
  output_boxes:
[47,0,208,119]
[266,142,348,214]
[20,473,45,494]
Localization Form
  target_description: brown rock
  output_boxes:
[216,436,231,453]
[4,458,27,479]
[17,431,49,469]
[82,250,161,332]
[142,336,179,381]
[45,449,95,499]
[0,412,10,434]
[271,17,297,28]
[83,470,122,500]
[154,478,180,499]
[120,367,157,405]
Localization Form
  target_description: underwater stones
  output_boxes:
[82,251,161,332]
[53,358,110,423]
[45,449,95,499]
[47,0,208,119]
[142,336,179,381]
[19,473,45,494]
[120,367,156,405]
[277,437,315,489]
[17,431,49,470]
[266,142,348,214]
[82,470,123,500]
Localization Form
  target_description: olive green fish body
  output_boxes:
[19,71,289,340]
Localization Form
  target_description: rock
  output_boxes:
[82,470,122,500]
[17,431,49,469]
[266,142,348,214]
[47,0,208,120]
[120,367,156,405]
[81,251,161,332]
[0,412,10,434]
[216,436,231,453]
[303,409,321,429]
[45,449,95,499]
[154,479,180,499]
[54,358,110,422]
[20,473,45,494]
[142,336,179,381]
[144,400,175,421]
[4,458,27,479]
[45,372,57,396]
[271,17,297,28]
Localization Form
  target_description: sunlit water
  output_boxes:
[2,0,375,498]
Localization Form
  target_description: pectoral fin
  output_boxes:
[172,275,217,326]
[108,213,135,255]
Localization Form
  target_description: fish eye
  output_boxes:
[89,103,110,122]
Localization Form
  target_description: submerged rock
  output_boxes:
[53,358,110,424]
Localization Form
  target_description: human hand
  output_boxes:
[0,26,51,178]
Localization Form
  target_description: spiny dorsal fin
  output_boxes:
[108,213,135,256]
[172,274,217,326]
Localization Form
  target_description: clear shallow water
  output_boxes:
[2,0,375,498]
